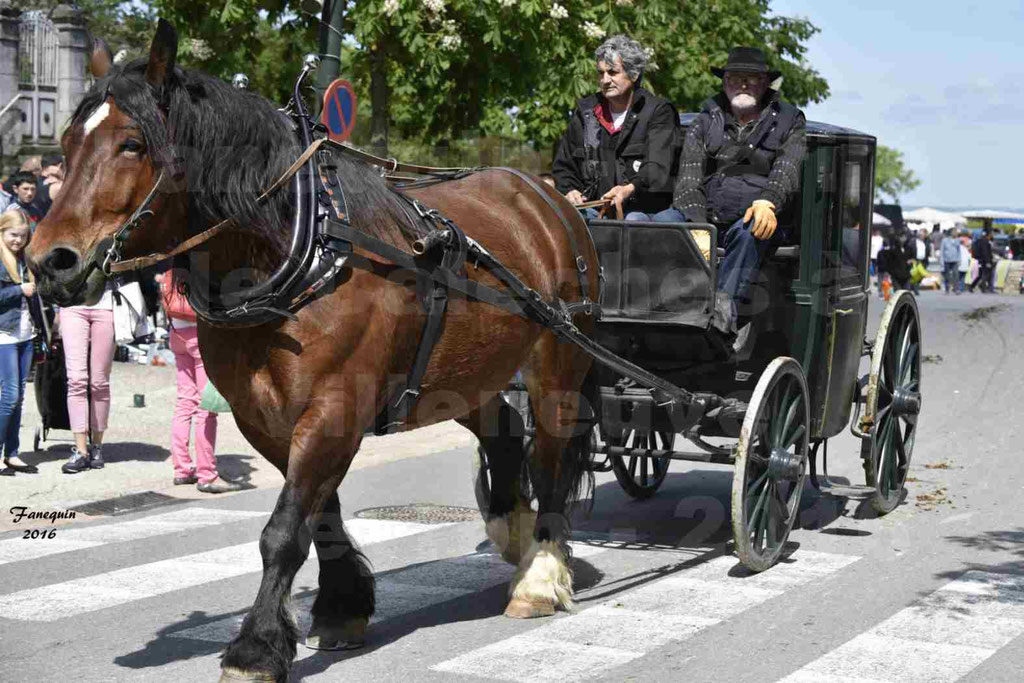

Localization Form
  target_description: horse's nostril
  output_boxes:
[44,248,81,274]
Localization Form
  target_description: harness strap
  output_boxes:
[488,167,595,312]
[325,142,470,176]
[375,223,469,435]
[321,220,528,318]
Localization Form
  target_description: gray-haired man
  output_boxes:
[552,34,679,219]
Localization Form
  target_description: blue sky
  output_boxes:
[769,0,1024,208]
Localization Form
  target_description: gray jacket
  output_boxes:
[940,236,960,264]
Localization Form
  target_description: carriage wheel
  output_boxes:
[609,429,673,500]
[731,357,809,572]
[863,291,921,514]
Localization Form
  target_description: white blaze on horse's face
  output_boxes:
[83,102,111,140]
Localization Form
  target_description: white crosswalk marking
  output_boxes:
[0,518,444,622]
[432,550,860,683]
[776,570,1024,683]
[168,541,604,643]
[0,508,265,564]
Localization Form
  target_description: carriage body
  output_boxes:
[590,120,877,441]
[579,119,921,569]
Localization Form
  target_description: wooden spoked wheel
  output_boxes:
[863,291,921,514]
[609,429,674,500]
[731,357,809,572]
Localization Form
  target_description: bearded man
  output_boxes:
[655,47,806,335]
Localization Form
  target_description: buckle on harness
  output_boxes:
[575,255,588,273]
[394,388,420,408]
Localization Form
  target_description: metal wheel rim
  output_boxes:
[866,292,921,509]
[732,357,809,572]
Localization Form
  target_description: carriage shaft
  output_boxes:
[596,444,735,465]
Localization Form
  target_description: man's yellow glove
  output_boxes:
[744,200,777,240]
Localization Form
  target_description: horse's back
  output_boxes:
[402,169,597,296]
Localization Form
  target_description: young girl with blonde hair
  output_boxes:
[0,211,42,475]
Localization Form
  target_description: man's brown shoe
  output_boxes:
[197,477,243,494]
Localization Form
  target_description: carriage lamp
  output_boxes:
[232,73,250,90]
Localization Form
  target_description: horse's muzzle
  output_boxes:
[29,246,94,307]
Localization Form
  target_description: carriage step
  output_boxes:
[818,483,876,500]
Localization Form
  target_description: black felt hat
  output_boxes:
[711,47,781,81]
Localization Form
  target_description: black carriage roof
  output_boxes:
[678,113,875,144]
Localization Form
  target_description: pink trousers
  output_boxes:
[169,325,219,483]
[60,307,114,434]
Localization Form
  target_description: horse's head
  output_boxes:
[27,20,187,306]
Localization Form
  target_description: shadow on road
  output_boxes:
[30,441,170,464]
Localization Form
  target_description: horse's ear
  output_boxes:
[145,19,178,89]
[90,39,113,79]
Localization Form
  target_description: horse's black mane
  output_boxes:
[70,59,422,258]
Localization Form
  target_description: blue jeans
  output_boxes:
[942,262,959,292]
[0,340,33,459]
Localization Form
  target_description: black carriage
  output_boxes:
[580,120,921,570]
[478,120,922,572]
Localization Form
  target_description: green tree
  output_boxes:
[875,145,921,204]
[67,1,829,157]
[343,0,829,153]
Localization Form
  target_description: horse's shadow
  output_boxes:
[112,551,606,675]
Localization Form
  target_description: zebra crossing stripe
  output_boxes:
[431,550,860,683]
[0,508,266,565]
[0,518,444,622]
[776,570,1024,683]
[168,540,607,643]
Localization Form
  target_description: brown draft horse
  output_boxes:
[27,21,599,683]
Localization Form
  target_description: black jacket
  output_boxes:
[972,237,994,265]
[552,87,680,214]
[673,92,805,225]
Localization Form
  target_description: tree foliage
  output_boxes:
[58,0,829,155]
[875,145,921,204]
[344,0,829,151]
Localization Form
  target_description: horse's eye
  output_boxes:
[121,139,145,156]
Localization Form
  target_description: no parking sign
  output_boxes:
[321,79,357,143]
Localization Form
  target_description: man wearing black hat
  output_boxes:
[658,47,806,336]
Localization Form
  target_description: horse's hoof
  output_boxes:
[304,617,367,651]
[504,597,556,619]
[218,667,276,682]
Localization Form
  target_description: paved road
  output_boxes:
[2,291,1023,683]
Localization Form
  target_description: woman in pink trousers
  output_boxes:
[158,270,239,493]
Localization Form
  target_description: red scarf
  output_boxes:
[593,99,628,135]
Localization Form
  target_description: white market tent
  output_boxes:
[960,210,1024,221]
[961,209,1024,232]
[902,207,968,227]
[872,212,892,227]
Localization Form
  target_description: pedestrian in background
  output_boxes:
[940,229,961,294]
[0,212,42,476]
[159,270,239,493]
[958,233,972,294]
[968,230,995,293]
[58,280,118,474]
[4,172,43,231]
